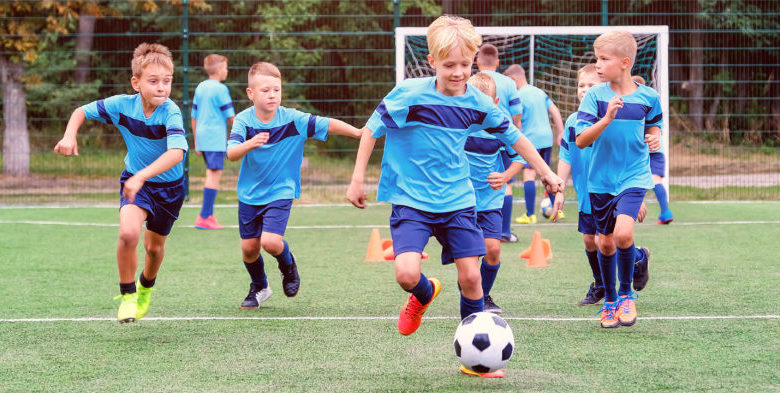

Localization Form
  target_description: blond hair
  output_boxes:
[503,64,526,80]
[468,72,497,99]
[577,63,598,80]
[632,75,646,85]
[204,54,228,75]
[427,15,482,60]
[593,31,637,63]
[248,61,282,84]
[477,43,499,67]
[131,43,173,77]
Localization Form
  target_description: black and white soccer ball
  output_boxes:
[453,312,514,373]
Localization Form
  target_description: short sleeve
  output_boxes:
[575,90,599,136]
[218,85,235,118]
[228,116,247,148]
[558,134,571,164]
[165,105,188,152]
[191,90,199,119]
[82,95,120,125]
[482,105,520,148]
[365,85,410,138]
[544,93,553,110]
[294,110,329,142]
[507,86,522,117]
[645,93,663,130]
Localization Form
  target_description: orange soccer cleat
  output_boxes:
[397,278,441,336]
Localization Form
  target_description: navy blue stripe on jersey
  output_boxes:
[247,122,298,144]
[406,104,487,129]
[119,113,167,140]
[464,136,503,155]
[307,115,317,137]
[596,101,651,121]
[167,128,185,137]
[192,104,198,110]
[229,133,244,143]
[219,103,233,111]
[505,150,518,158]
[577,111,598,125]
[376,101,399,128]
[508,98,520,106]
[646,113,663,125]
[96,100,113,124]
[560,138,569,150]
[483,118,510,134]
[568,126,577,143]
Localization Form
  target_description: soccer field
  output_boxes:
[1,202,778,392]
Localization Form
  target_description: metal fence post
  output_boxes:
[181,0,191,200]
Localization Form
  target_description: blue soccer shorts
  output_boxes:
[119,171,185,236]
[577,211,597,235]
[589,188,648,235]
[649,152,665,177]
[238,199,293,239]
[523,147,552,169]
[202,151,225,170]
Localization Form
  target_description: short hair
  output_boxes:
[204,54,228,75]
[577,64,598,80]
[427,15,482,60]
[632,75,646,85]
[468,72,497,99]
[477,44,499,67]
[593,30,637,63]
[503,64,526,79]
[131,43,173,77]
[248,62,282,84]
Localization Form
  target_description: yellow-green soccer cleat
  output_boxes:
[515,214,537,224]
[136,282,155,320]
[115,292,138,323]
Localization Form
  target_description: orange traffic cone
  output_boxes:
[380,239,429,261]
[364,228,385,262]
[519,231,552,267]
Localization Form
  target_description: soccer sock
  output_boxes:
[406,273,433,305]
[119,281,136,295]
[617,244,637,296]
[139,272,156,288]
[549,192,556,207]
[501,195,513,235]
[201,187,217,218]
[244,256,268,288]
[653,184,670,213]
[598,251,618,302]
[586,250,603,288]
[524,181,536,215]
[480,258,500,297]
[274,240,293,267]
[460,294,484,320]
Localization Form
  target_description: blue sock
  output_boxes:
[586,250,603,288]
[405,273,433,305]
[653,184,669,213]
[274,240,293,267]
[460,294,484,320]
[549,192,556,206]
[634,247,645,262]
[598,250,618,302]
[524,181,536,215]
[244,256,267,288]
[200,187,217,218]
[501,195,513,235]
[617,244,636,296]
[480,258,500,297]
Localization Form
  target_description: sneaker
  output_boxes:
[598,300,620,328]
[657,210,674,225]
[279,253,300,297]
[549,210,565,222]
[633,247,650,292]
[577,282,605,306]
[398,277,442,336]
[114,292,138,323]
[616,292,638,326]
[135,282,155,320]
[483,295,503,314]
[515,214,537,224]
[240,284,273,310]
[500,233,519,243]
[195,215,223,230]
[460,364,506,378]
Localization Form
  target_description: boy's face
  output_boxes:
[131,63,173,108]
[594,48,630,83]
[577,72,601,101]
[428,45,474,96]
[246,74,282,113]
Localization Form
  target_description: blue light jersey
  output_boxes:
[483,71,522,119]
[192,79,235,152]
[576,82,663,195]
[558,113,593,214]
[228,106,329,205]
[367,77,521,213]
[517,84,554,149]
[466,131,523,212]
[82,94,188,183]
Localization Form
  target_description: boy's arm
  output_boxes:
[122,148,185,203]
[548,104,564,147]
[576,95,622,148]
[346,127,377,209]
[327,118,363,139]
[644,126,661,152]
[549,160,571,221]
[512,114,523,132]
[191,118,200,155]
[226,132,269,161]
[487,161,523,190]
[54,108,86,156]
[509,134,564,194]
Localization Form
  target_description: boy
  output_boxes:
[551,64,651,306]
[54,43,187,323]
[346,15,563,377]
[227,62,362,310]
[192,54,235,230]
[504,65,565,224]
[575,31,662,328]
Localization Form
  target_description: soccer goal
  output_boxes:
[395,26,670,187]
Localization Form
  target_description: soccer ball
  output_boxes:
[453,312,515,373]
[540,197,553,219]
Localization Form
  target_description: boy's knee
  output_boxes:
[144,243,165,259]
[260,238,284,255]
[613,231,634,249]
[117,228,140,248]
[458,270,482,291]
[484,245,501,263]
[583,234,598,250]
[395,270,420,289]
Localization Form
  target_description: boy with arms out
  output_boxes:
[227,62,361,310]
[347,15,563,377]
[192,54,235,230]
[54,43,188,323]
[575,31,662,328]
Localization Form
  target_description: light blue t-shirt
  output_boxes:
[82,94,188,183]
[576,82,663,195]
[227,106,329,205]
[366,77,521,213]
[517,84,554,149]
[558,113,592,214]
[192,79,235,152]
[483,70,522,119]
[466,131,523,212]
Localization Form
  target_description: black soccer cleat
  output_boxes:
[279,253,300,297]
[633,247,651,291]
[483,295,503,314]
[240,283,272,310]
[577,282,605,306]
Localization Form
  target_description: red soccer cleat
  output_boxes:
[397,278,441,336]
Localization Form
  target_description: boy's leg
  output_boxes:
[650,153,673,224]
[116,204,147,323]
[199,168,222,220]
[396,251,440,336]
[455,256,484,320]
[241,237,272,310]
[480,209,503,312]
[500,187,516,242]
[261,232,299,297]
[523,168,536,217]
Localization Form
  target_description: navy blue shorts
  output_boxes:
[589,188,647,235]
[477,209,503,240]
[238,199,293,239]
[649,152,665,177]
[119,171,185,236]
[578,211,597,235]
[500,150,515,184]
[523,147,551,169]
[202,151,225,170]
[389,205,486,265]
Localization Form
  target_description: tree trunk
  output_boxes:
[73,13,96,84]
[1,55,30,176]
[688,5,704,130]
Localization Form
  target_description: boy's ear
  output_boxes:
[427,54,436,68]
[245,87,253,100]
[621,56,632,70]
[130,76,140,92]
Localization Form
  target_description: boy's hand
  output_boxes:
[53,137,78,156]
[248,131,270,148]
[194,149,202,156]
[346,180,367,209]
[550,191,565,222]
[644,132,661,152]
[122,174,145,204]
[487,172,510,190]
[541,172,565,195]
[637,202,647,223]
[605,96,623,120]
